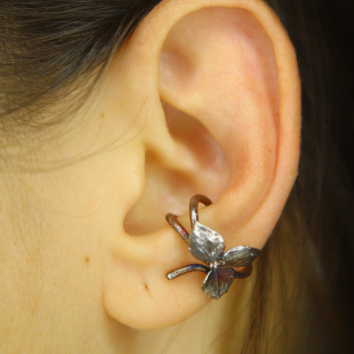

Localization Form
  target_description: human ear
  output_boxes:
[102,0,300,330]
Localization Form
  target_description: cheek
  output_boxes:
[19,139,145,267]
[2,108,148,327]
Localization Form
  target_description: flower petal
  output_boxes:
[188,221,225,264]
[220,246,261,268]
[202,268,235,299]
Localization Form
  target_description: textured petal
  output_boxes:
[188,221,225,264]
[220,246,261,268]
[202,268,235,299]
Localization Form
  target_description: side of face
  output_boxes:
[0,0,301,346]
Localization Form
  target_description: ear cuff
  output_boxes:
[165,194,261,299]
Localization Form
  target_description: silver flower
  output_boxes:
[165,195,261,299]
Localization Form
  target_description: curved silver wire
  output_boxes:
[166,264,210,280]
[189,194,212,229]
[165,213,189,242]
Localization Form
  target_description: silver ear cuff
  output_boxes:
[165,194,261,299]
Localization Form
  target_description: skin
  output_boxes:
[0,0,301,353]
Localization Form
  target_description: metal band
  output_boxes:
[189,194,212,229]
[232,264,253,279]
[165,213,189,242]
[166,264,210,280]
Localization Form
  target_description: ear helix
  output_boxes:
[165,194,261,300]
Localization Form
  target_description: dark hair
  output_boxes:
[1,1,353,353]
[0,0,162,126]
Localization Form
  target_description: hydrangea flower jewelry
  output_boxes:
[165,194,261,299]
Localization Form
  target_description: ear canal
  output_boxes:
[123,102,230,237]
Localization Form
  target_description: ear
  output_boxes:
[102,0,300,330]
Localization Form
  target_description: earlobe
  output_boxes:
[102,0,300,330]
